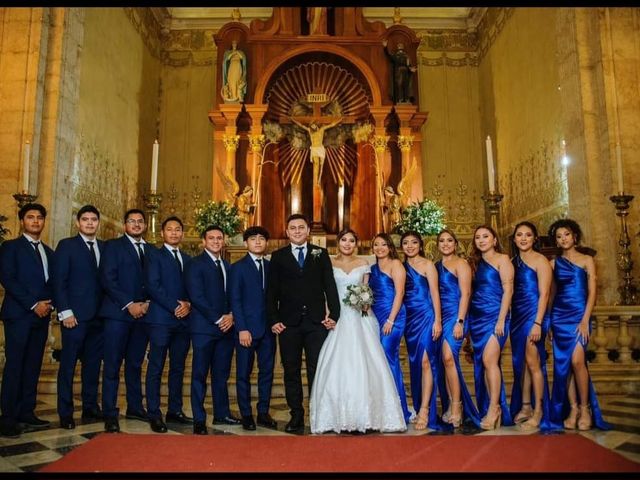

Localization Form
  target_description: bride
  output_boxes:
[310,229,407,434]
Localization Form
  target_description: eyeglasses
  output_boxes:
[126,219,145,225]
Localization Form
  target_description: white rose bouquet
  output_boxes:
[342,284,374,317]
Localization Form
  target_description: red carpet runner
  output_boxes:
[41,433,639,473]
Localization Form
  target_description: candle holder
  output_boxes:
[143,191,163,246]
[609,194,637,305]
[481,191,504,233]
[13,191,38,209]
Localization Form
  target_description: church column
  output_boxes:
[370,106,393,234]
[210,104,241,201]
[245,104,268,225]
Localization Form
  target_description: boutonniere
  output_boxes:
[310,248,322,259]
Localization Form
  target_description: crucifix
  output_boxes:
[280,93,354,231]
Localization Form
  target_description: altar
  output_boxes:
[208,7,428,241]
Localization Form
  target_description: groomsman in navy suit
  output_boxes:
[52,205,105,430]
[0,203,54,438]
[229,226,277,431]
[99,208,151,433]
[185,225,240,435]
[144,216,193,433]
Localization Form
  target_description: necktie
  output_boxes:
[215,259,225,291]
[296,246,304,268]
[172,249,182,272]
[256,258,264,290]
[31,241,44,268]
[87,241,98,268]
[135,242,145,268]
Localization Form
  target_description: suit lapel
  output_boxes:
[20,235,44,277]
[75,234,98,271]
[122,236,142,271]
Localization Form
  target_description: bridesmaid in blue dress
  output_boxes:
[400,232,443,431]
[509,221,557,431]
[436,229,481,428]
[369,233,411,422]
[468,225,514,430]
[548,219,610,431]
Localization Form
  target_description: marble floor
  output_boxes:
[0,392,639,472]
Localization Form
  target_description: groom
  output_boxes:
[267,214,340,434]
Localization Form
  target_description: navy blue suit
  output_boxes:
[0,235,54,428]
[144,245,192,420]
[184,252,234,423]
[99,235,150,418]
[52,235,105,418]
[229,254,275,417]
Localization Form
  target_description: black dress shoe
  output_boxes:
[213,415,242,425]
[104,417,120,433]
[18,415,50,429]
[193,421,208,435]
[242,415,256,431]
[285,417,305,434]
[60,417,75,429]
[0,423,21,438]
[81,407,103,420]
[166,411,193,424]
[125,409,148,421]
[149,417,168,433]
[257,413,278,429]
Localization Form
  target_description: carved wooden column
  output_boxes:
[370,106,393,233]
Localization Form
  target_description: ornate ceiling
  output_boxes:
[156,7,485,32]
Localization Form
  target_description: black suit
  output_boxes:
[266,243,339,419]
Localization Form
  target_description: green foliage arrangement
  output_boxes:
[194,201,240,237]
[396,199,446,236]
[0,214,10,244]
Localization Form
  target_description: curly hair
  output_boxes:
[548,218,583,246]
[400,231,425,258]
[510,221,541,256]
[372,232,399,260]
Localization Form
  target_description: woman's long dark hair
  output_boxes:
[372,232,399,260]
[400,231,425,258]
[510,221,541,257]
[469,224,502,273]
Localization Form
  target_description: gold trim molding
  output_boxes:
[123,7,163,59]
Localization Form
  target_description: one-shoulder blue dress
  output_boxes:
[468,259,513,426]
[549,256,610,429]
[436,261,481,428]
[403,262,443,430]
[510,256,558,431]
[369,264,411,422]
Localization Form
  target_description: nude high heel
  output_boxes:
[564,403,579,430]
[514,402,533,424]
[441,398,452,423]
[448,401,463,428]
[414,407,429,431]
[577,404,592,431]
[480,405,502,430]
[519,409,543,431]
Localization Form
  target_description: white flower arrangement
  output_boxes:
[342,283,374,317]
[397,199,446,236]
[194,201,240,237]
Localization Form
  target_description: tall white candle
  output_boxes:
[485,135,496,193]
[615,143,624,194]
[151,139,159,192]
[23,141,31,193]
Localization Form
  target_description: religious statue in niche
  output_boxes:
[382,39,417,104]
[307,7,328,35]
[221,40,247,103]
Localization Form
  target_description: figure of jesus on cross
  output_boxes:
[290,115,342,186]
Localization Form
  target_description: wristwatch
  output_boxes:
[457,318,464,324]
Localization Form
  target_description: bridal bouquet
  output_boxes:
[342,284,374,317]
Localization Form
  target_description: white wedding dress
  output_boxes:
[310,264,407,434]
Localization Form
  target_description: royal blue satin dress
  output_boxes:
[510,256,558,431]
[369,263,411,422]
[549,256,610,429]
[468,259,513,426]
[403,262,442,430]
[436,261,481,428]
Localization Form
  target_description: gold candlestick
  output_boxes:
[143,191,163,246]
[481,191,504,233]
[13,191,38,209]
[609,194,637,305]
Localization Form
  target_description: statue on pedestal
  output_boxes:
[382,39,417,104]
[221,40,247,103]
